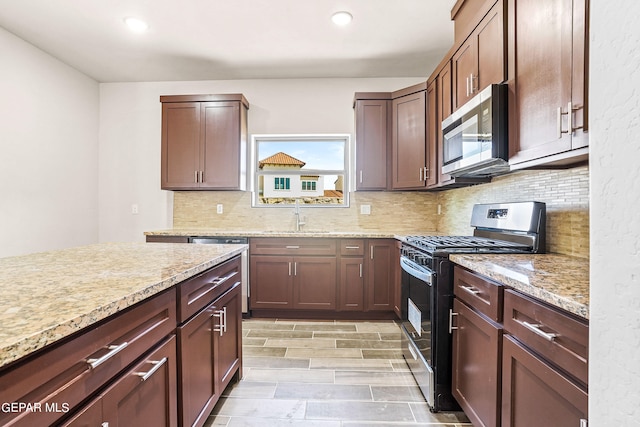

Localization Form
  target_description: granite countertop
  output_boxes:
[449,253,589,319]
[0,242,247,369]
[144,228,440,239]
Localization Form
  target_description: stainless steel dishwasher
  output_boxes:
[189,237,249,315]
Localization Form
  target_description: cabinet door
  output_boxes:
[451,299,502,427]
[214,283,243,394]
[178,304,217,427]
[452,39,477,111]
[502,335,588,427]
[161,102,201,189]
[250,255,293,309]
[339,257,364,311]
[391,91,426,189]
[102,335,178,427]
[507,0,583,166]
[476,0,505,92]
[200,101,242,190]
[293,256,337,310]
[365,240,395,311]
[355,99,390,190]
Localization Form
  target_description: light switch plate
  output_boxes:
[216,204,223,214]
[360,204,371,215]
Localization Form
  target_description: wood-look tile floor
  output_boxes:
[204,318,471,426]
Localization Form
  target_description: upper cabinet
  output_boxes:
[506,0,589,169]
[353,93,392,190]
[391,83,428,190]
[451,0,506,111]
[160,94,249,190]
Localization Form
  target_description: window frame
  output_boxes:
[250,134,351,208]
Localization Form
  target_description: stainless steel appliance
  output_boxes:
[190,237,250,314]
[441,84,509,177]
[400,201,546,412]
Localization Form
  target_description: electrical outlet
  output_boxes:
[216,204,223,214]
[131,204,139,215]
[360,204,371,215]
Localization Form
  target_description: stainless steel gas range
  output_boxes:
[399,201,546,412]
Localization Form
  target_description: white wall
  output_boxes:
[590,1,640,425]
[0,27,99,258]
[98,78,423,242]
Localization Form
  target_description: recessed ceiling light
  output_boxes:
[331,11,353,26]
[124,17,149,33]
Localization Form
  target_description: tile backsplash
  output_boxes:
[173,165,589,258]
[437,166,589,258]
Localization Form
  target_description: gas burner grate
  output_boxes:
[405,235,532,254]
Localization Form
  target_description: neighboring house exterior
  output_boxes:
[259,152,325,198]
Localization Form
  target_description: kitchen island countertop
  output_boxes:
[0,242,247,369]
[450,253,589,319]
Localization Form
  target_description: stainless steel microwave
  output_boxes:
[441,84,509,177]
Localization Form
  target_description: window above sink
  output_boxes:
[250,134,351,208]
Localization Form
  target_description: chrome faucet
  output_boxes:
[294,199,306,232]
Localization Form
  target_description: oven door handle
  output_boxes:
[400,256,433,285]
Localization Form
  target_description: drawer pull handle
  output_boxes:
[449,309,459,334]
[135,357,168,381]
[286,245,300,249]
[87,342,129,369]
[210,271,239,286]
[522,321,558,341]
[213,307,227,336]
[345,246,360,249]
[461,285,480,295]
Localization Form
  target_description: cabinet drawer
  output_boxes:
[178,256,241,323]
[339,239,365,256]
[250,238,337,256]
[454,266,503,322]
[0,289,176,427]
[503,289,588,385]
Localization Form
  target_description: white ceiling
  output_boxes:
[0,0,456,83]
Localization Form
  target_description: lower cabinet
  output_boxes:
[451,266,589,427]
[501,335,588,427]
[451,267,503,427]
[249,255,337,310]
[178,282,242,427]
[0,257,244,427]
[250,238,396,317]
[451,299,502,427]
[63,335,178,427]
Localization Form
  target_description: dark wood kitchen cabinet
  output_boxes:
[62,335,178,427]
[451,265,589,427]
[160,94,249,190]
[177,256,243,427]
[338,239,365,311]
[391,83,428,190]
[249,238,337,312]
[507,0,589,169]
[0,289,177,427]
[250,238,396,318]
[353,94,392,190]
[451,266,503,427]
[501,289,588,427]
[365,239,396,311]
[451,0,506,111]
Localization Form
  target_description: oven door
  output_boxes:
[400,255,436,407]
